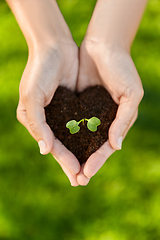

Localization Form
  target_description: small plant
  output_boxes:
[66,117,101,134]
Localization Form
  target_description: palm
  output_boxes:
[78,42,141,99]
[20,43,78,106]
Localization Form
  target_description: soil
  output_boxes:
[45,85,118,164]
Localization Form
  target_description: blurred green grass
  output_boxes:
[0,0,160,239]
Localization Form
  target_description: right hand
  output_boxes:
[17,41,81,186]
[76,40,144,183]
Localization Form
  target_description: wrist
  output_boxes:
[83,36,131,53]
[80,40,131,74]
[30,31,75,53]
[28,38,78,70]
[82,38,130,55]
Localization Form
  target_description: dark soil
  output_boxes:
[45,85,118,164]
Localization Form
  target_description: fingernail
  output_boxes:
[117,137,123,150]
[38,140,47,154]
[85,175,91,179]
[84,174,91,179]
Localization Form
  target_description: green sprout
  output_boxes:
[66,120,80,134]
[66,117,101,134]
[86,117,101,132]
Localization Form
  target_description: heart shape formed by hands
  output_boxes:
[45,85,118,164]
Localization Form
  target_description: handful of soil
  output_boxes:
[45,85,118,164]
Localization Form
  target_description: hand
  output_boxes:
[6,0,83,186]
[17,41,82,186]
[76,41,144,183]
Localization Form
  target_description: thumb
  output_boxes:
[25,94,54,155]
[109,90,143,150]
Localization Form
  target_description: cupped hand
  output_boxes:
[76,41,144,183]
[17,41,82,186]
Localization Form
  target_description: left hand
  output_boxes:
[76,40,144,185]
[17,41,82,187]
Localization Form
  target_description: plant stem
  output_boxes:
[78,118,90,125]
[78,119,85,125]
[78,118,89,126]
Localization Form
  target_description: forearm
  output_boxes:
[85,0,148,51]
[6,0,73,48]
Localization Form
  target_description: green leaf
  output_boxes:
[87,117,101,132]
[66,120,80,134]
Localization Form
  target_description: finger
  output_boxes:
[51,138,81,175]
[109,90,143,150]
[24,92,54,155]
[58,161,79,187]
[123,110,138,139]
[17,100,54,155]
[113,111,138,149]
[17,101,80,178]
[17,101,35,139]
[18,100,81,175]
[83,141,115,178]
[77,163,90,186]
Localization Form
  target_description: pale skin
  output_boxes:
[6,0,148,186]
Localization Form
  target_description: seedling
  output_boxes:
[66,117,101,134]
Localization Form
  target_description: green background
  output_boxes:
[0,0,160,239]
